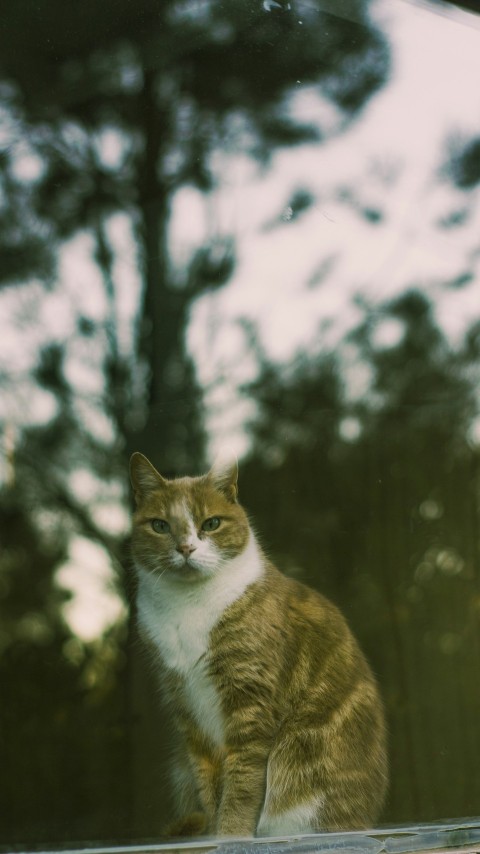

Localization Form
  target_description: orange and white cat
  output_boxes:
[130,452,387,838]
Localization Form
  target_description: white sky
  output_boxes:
[1,0,480,641]
[184,0,480,459]
[56,536,127,642]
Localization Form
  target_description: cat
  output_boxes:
[129,451,388,838]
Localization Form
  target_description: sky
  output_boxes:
[183,0,480,459]
[1,0,480,641]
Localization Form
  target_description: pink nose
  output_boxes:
[176,543,196,557]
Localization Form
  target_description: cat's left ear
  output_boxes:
[207,459,238,503]
[130,452,168,503]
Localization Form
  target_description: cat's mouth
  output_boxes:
[171,556,207,579]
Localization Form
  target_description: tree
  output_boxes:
[0,0,391,843]
[0,0,390,469]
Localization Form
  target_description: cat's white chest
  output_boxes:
[135,533,264,747]
[139,576,225,746]
[184,656,225,746]
[139,588,211,671]
[137,578,225,744]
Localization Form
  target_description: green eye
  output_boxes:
[202,516,221,532]
[151,518,170,534]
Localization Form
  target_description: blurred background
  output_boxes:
[1,0,480,845]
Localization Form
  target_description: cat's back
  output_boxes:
[217,561,365,660]
[212,561,381,715]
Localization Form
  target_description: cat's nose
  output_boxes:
[176,543,196,557]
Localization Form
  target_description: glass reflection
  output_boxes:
[0,0,479,845]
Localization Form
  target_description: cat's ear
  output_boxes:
[129,452,167,503]
[207,459,238,503]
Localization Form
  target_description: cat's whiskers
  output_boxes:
[153,567,168,586]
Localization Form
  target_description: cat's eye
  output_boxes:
[201,516,221,532]
[151,518,170,534]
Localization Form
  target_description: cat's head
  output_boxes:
[129,452,250,581]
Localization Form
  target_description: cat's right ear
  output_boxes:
[207,458,239,503]
[129,452,167,503]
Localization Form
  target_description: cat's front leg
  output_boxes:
[215,746,269,837]
[167,738,222,837]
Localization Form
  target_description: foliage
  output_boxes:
[449,136,480,190]
[4,0,479,839]
[0,0,391,843]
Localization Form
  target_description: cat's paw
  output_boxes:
[165,811,208,838]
